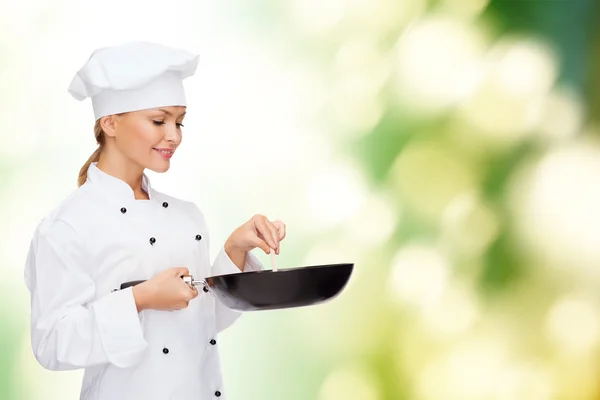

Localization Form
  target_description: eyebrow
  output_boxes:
[157,108,186,118]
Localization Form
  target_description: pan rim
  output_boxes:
[207,262,354,279]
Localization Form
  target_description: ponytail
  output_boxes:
[78,119,106,187]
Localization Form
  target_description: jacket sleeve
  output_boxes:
[24,218,148,371]
[211,247,263,332]
[190,204,264,332]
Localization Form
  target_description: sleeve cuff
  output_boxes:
[212,247,264,276]
[92,287,148,368]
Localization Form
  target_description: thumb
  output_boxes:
[172,266,190,277]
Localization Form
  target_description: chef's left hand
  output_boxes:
[225,214,286,255]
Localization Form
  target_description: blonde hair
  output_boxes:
[78,119,105,187]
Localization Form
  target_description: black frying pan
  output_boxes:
[120,263,354,312]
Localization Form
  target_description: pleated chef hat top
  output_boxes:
[67,41,199,120]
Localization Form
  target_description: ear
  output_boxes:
[100,115,119,138]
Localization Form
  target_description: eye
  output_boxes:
[176,123,184,128]
[153,120,165,126]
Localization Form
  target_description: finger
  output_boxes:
[263,218,279,250]
[186,286,198,300]
[272,220,286,240]
[172,266,190,277]
[250,234,272,255]
[255,216,278,250]
[265,220,280,253]
[179,282,194,297]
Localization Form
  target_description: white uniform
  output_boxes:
[24,162,262,399]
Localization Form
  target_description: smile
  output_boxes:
[154,148,174,159]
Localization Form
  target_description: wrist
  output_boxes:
[224,239,248,271]
[224,238,246,259]
[132,283,152,312]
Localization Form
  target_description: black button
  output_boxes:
[210,339,216,345]
[195,234,202,241]
[215,391,221,397]
[149,237,156,245]
[162,202,169,208]
[162,348,169,354]
[120,207,127,214]
[203,286,209,293]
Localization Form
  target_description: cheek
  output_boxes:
[124,121,163,150]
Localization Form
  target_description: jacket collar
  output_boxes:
[86,162,153,200]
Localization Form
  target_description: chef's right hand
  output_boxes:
[132,267,198,312]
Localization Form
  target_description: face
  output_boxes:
[101,106,186,173]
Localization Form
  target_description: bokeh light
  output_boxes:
[2,0,599,399]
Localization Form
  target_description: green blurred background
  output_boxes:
[1,0,599,399]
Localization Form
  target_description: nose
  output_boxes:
[164,124,182,145]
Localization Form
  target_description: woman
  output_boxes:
[24,41,286,400]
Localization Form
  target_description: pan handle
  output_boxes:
[120,280,147,290]
[119,276,210,294]
[181,275,211,294]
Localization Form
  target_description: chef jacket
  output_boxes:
[24,162,263,400]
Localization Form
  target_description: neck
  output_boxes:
[96,151,148,200]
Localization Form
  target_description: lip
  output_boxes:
[153,148,175,159]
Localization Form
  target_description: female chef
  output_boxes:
[23,41,285,400]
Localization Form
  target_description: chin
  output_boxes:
[147,162,171,173]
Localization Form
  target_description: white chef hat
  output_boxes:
[68,41,199,120]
